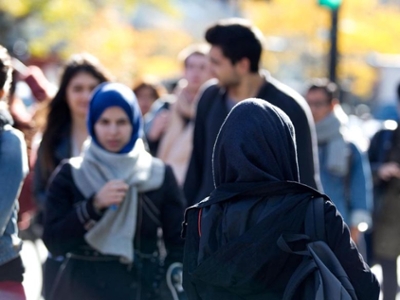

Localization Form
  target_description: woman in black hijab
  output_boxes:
[182,98,379,300]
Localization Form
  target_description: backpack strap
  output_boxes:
[305,197,326,242]
[282,256,319,300]
[277,196,326,253]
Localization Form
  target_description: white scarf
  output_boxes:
[70,138,165,263]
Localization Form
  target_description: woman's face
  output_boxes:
[136,86,157,116]
[94,106,133,153]
[66,72,101,119]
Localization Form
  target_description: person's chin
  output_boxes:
[104,144,122,153]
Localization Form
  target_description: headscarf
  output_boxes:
[194,99,321,294]
[87,82,142,153]
[71,82,165,263]
[212,98,299,187]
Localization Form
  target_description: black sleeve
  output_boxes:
[42,161,103,256]
[32,144,48,210]
[183,88,213,206]
[324,201,380,300]
[287,100,321,191]
[161,166,186,265]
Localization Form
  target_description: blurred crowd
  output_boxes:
[0,16,398,300]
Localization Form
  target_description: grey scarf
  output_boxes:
[315,108,350,176]
[70,138,165,263]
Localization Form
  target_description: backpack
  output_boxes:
[277,197,358,300]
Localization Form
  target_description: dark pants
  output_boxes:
[379,257,398,300]
[43,256,64,299]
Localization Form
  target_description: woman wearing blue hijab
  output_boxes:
[42,82,185,300]
[182,98,379,300]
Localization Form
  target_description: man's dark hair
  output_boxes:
[205,18,263,73]
[0,45,12,91]
[307,78,339,104]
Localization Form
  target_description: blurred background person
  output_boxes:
[42,82,185,300]
[305,78,373,251]
[32,52,113,299]
[9,62,54,237]
[133,78,169,155]
[156,43,212,186]
[368,82,400,300]
[134,78,167,117]
[0,45,29,300]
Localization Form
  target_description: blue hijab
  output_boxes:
[212,98,299,186]
[87,82,142,153]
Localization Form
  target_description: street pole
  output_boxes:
[329,7,339,83]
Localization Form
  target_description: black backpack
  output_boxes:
[277,197,358,300]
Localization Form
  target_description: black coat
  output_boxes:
[182,181,380,300]
[183,74,321,206]
[42,160,185,299]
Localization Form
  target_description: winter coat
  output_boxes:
[42,161,185,300]
[0,109,28,282]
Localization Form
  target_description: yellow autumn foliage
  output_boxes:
[2,0,400,98]
[243,0,400,98]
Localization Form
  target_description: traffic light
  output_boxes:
[319,0,341,10]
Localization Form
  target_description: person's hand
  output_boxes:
[147,110,170,141]
[24,65,54,101]
[377,162,400,181]
[93,180,128,210]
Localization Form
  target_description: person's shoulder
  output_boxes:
[369,120,397,147]
[2,125,25,145]
[262,72,309,110]
[373,120,398,137]
[48,158,76,184]
[1,126,27,160]
[193,79,222,116]
[198,79,221,102]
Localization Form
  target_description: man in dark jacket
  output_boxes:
[183,18,321,206]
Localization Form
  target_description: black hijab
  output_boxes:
[212,98,299,187]
[192,99,324,296]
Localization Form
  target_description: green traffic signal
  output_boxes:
[319,0,341,9]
